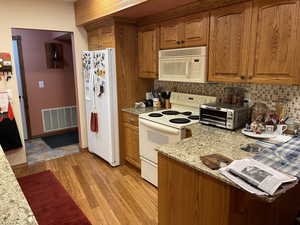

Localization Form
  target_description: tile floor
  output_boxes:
[25,138,80,164]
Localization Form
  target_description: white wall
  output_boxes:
[0,0,88,165]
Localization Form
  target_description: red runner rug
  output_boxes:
[18,170,91,225]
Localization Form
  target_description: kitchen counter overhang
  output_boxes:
[0,147,38,225]
[156,124,300,225]
[156,123,298,202]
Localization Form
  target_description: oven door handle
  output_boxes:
[139,119,180,135]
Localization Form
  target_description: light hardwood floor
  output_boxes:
[13,152,158,225]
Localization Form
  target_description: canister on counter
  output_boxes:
[223,87,234,104]
[153,98,161,108]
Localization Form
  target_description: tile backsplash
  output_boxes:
[154,80,300,122]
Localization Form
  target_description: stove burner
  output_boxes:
[169,118,191,124]
[162,110,180,115]
[181,111,192,116]
[148,113,163,117]
[188,115,200,120]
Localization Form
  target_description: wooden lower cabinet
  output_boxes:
[158,153,300,225]
[122,112,140,169]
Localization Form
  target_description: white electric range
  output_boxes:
[139,92,216,186]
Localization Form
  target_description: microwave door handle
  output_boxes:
[185,61,190,77]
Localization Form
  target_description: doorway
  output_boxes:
[12,28,80,164]
[12,36,29,140]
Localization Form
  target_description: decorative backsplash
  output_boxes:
[154,80,300,122]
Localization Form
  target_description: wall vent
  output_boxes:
[42,106,77,132]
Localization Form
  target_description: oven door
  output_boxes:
[139,118,182,164]
[200,108,227,128]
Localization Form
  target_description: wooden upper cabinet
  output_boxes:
[87,29,100,50]
[75,0,147,25]
[99,25,115,49]
[182,12,209,47]
[87,25,115,50]
[160,12,209,49]
[138,25,159,78]
[160,20,183,49]
[248,0,300,85]
[208,2,252,83]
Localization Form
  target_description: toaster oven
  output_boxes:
[200,103,249,130]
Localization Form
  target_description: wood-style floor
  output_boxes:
[13,152,158,225]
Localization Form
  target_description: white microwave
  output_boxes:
[159,46,207,83]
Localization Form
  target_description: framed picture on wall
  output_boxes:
[45,42,64,69]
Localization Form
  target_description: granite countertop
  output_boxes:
[122,107,160,115]
[156,123,280,202]
[0,147,38,225]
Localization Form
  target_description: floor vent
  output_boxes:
[42,106,77,132]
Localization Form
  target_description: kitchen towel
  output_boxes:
[90,72,99,133]
[254,136,300,178]
[90,112,98,132]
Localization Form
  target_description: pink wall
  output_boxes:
[12,29,76,137]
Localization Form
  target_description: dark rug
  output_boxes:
[42,131,79,148]
[18,170,91,225]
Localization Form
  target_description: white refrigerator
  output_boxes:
[82,49,120,166]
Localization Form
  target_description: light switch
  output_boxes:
[38,81,45,88]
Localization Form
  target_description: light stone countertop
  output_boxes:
[0,147,38,225]
[156,123,281,202]
[122,107,160,115]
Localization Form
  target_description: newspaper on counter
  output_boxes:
[219,158,298,196]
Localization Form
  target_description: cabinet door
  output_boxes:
[99,25,115,49]
[182,12,209,47]
[138,25,159,78]
[87,29,100,50]
[248,0,300,85]
[208,2,252,83]
[160,20,183,49]
[158,154,199,225]
[123,123,140,169]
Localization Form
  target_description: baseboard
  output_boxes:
[11,162,28,170]
[80,147,89,152]
[30,127,78,139]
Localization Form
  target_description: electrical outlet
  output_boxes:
[244,92,251,105]
[38,81,45,88]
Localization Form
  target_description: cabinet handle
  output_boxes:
[181,40,185,44]
[176,41,181,45]
[240,75,246,80]
[128,118,135,123]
